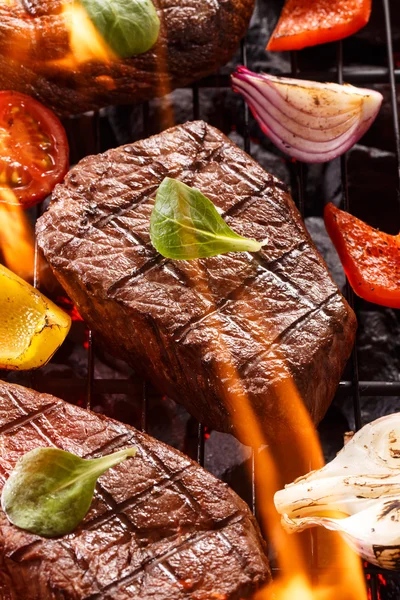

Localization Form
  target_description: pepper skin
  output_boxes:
[0,264,71,370]
[324,203,400,309]
[267,0,372,52]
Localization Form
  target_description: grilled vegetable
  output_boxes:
[325,203,400,308]
[150,177,266,259]
[2,446,136,537]
[231,67,382,164]
[0,264,71,370]
[0,92,69,208]
[275,413,400,570]
[267,0,372,52]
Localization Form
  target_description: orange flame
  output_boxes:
[217,332,366,600]
[261,575,319,600]
[52,3,116,68]
[0,199,34,282]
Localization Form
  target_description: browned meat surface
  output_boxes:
[0,380,270,599]
[36,121,357,446]
[0,0,254,116]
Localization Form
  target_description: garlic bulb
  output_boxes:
[274,414,400,569]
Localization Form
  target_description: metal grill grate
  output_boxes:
[22,1,399,599]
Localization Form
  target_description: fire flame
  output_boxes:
[54,3,116,67]
[224,348,366,600]
[261,575,319,600]
[0,200,34,282]
[221,340,366,600]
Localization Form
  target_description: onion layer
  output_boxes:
[231,66,383,163]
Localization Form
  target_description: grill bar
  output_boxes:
[29,378,400,397]
[290,45,320,589]
[382,0,400,203]
[86,330,94,410]
[195,67,400,88]
[290,51,306,215]
[84,113,101,412]
[197,423,205,465]
[192,81,205,468]
[337,39,363,432]
[141,381,148,433]
[240,40,251,154]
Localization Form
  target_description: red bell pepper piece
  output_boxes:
[324,203,400,309]
[267,0,372,52]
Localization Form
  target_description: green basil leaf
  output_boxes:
[80,0,160,58]
[1,446,136,538]
[150,178,264,260]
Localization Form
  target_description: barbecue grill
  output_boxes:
[5,0,400,598]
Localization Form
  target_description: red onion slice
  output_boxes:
[242,72,360,129]
[239,78,360,146]
[231,66,383,164]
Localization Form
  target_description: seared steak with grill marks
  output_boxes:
[0,380,270,599]
[0,0,254,116]
[36,121,357,446]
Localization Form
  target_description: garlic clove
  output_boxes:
[274,414,400,569]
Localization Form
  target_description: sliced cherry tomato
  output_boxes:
[324,203,400,309]
[267,0,372,52]
[0,91,69,208]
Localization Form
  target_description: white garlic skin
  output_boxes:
[274,413,400,570]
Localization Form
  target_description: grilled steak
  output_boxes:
[0,380,270,599]
[37,121,357,446]
[0,0,254,116]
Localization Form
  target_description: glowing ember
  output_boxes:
[56,296,84,322]
[0,201,34,281]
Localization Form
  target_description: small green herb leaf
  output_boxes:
[150,178,264,260]
[80,0,160,58]
[1,446,136,538]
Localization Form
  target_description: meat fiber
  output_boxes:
[0,0,254,116]
[36,121,357,446]
[0,380,270,599]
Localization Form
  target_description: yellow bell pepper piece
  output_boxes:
[0,264,71,370]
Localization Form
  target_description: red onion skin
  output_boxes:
[231,66,383,164]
